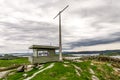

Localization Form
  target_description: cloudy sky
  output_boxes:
[0,0,120,53]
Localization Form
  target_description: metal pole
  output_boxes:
[59,13,62,61]
[53,5,69,61]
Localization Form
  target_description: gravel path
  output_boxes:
[24,63,54,80]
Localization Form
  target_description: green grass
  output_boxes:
[6,68,39,80]
[91,63,120,80]
[5,63,50,80]
[72,61,92,80]
[31,61,93,80]
[1,60,120,80]
[0,57,30,67]
[31,62,80,80]
[32,61,119,80]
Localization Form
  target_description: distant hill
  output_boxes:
[63,49,120,55]
[0,49,120,57]
[0,53,32,57]
[11,53,32,57]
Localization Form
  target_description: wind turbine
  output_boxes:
[53,5,69,61]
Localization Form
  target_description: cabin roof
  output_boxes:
[29,45,59,50]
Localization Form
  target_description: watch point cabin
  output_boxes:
[29,45,59,63]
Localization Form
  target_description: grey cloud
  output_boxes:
[70,0,120,33]
[1,21,57,32]
[80,7,120,23]
[0,45,6,48]
[28,0,68,12]
[30,0,65,7]
[0,0,120,52]
[111,32,120,36]
[0,20,60,43]
[67,32,120,49]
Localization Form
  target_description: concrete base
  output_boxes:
[29,56,59,64]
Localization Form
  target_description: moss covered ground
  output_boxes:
[1,59,119,80]
[0,57,29,67]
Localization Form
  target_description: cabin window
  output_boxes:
[38,51,49,56]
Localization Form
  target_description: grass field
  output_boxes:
[1,60,119,80]
[0,57,30,67]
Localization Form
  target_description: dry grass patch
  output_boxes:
[92,61,106,65]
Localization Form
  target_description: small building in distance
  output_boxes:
[29,45,59,64]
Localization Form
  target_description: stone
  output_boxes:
[92,75,99,80]
[64,62,69,63]
[90,68,95,74]
[25,65,34,72]
[23,73,28,78]
[63,64,69,67]
[17,65,25,72]
[75,69,81,76]
[73,64,82,72]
